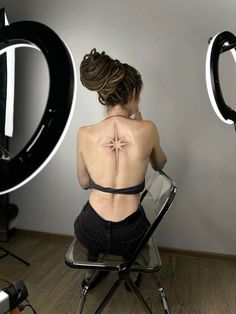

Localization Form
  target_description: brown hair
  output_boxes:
[80,48,143,106]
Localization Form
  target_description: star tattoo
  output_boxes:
[102,124,129,170]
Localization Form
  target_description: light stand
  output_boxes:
[0,246,30,266]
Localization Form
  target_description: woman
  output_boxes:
[74,48,167,286]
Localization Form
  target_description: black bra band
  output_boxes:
[89,175,145,195]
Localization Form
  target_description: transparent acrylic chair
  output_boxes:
[65,170,177,314]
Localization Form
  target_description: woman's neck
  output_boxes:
[106,105,131,119]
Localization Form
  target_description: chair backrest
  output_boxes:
[125,170,177,269]
[65,170,177,271]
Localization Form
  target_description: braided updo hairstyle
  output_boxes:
[80,48,143,107]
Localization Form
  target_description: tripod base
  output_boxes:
[0,246,30,266]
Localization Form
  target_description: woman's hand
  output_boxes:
[133,110,143,121]
[129,110,142,120]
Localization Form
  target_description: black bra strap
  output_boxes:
[89,175,145,195]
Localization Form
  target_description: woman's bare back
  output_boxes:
[78,116,160,221]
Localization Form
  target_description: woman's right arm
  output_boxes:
[134,110,167,171]
[149,122,167,171]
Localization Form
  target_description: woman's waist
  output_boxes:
[88,191,140,222]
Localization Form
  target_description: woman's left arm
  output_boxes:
[77,127,90,189]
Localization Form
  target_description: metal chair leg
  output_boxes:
[153,275,171,314]
[76,286,89,314]
[125,276,152,314]
[75,270,104,314]
[95,279,121,314]
[158,288,170,314]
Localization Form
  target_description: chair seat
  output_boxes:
[65,236,161,273]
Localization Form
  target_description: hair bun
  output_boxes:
[80,48,125,98]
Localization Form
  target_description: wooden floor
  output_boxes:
[0,232,236,314]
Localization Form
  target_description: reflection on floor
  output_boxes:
[0,231,236,314]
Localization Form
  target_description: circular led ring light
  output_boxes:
[205,31,236,124]
[0,21,77,195]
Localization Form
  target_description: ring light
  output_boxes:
[0,21,77,195]
[205,31,236,124]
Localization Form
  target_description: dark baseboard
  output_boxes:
[16,228,73,242]
[159,246,236,261]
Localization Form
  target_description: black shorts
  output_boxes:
[74,200,150,260]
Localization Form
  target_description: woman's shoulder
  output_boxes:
[141,119,156,127]
[77,125,91,145]
[77,123,96,135]
[77,118,157,137]
[134,119,157,134]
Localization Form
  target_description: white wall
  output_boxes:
[1,0,236,255]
